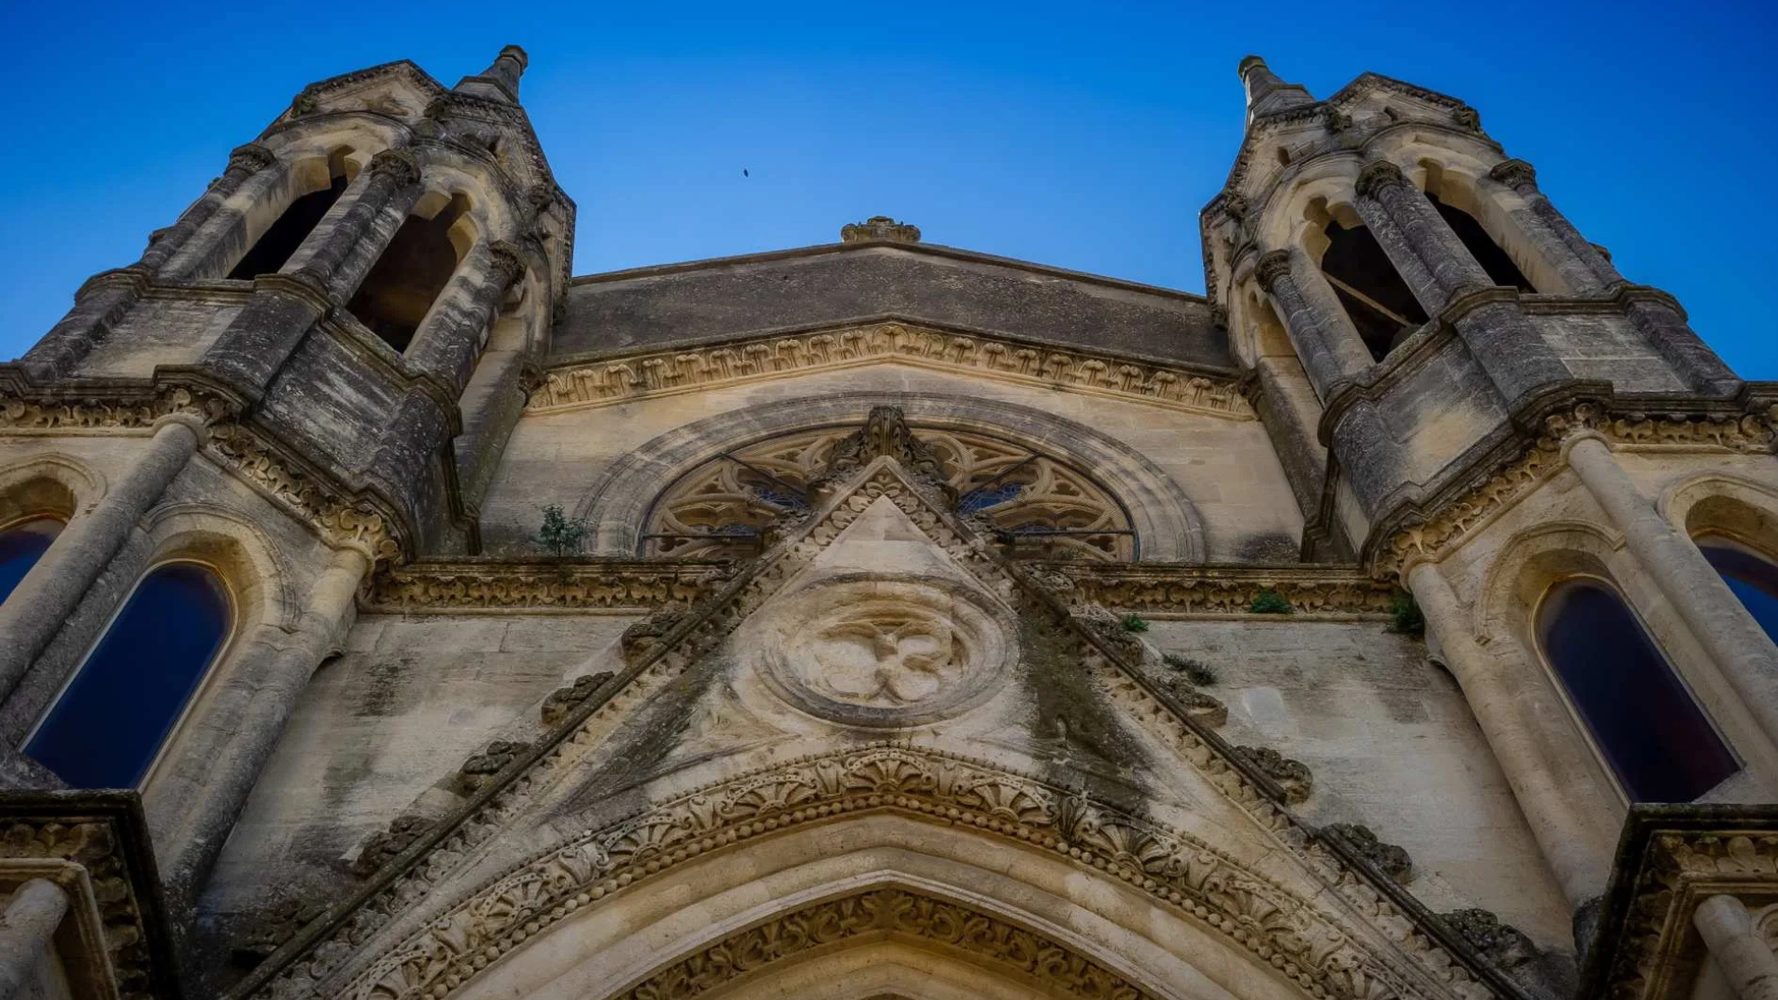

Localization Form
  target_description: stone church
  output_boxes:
[1,42,1776,1000]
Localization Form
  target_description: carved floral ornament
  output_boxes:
[0,384,406,565]
[241,467,1508,1000]
[1377,401,1778,578]
[528,322,1253,419]
[645,418,1135,562]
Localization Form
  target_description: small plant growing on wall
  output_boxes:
[1162,652,1218,686]
[1388,592,1425,634]
[536,505,588,556]
[1119,613,1150,633]
[1248,588,1293,614]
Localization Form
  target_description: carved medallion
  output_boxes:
[747,578,1013,727]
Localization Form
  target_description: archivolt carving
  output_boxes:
[645,422,1134,561]
[1059,563,1399,617]
[530,322,1252,419]
[337,744,1397,1000]
[611,887,1157,1000]
[365,561,723,612]
[240,466,1506,1000]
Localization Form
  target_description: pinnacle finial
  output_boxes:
[454,45,529,103]
[1236,54,1315,123]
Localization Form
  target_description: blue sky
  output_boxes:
[2,1,1773,376]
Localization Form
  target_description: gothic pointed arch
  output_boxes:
[576,392,1206,560]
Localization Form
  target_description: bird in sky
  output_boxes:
[743,168,749,177]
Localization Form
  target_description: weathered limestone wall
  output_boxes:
[480,364,1304,561]
[1531,313,1688,392]
[1145,618,1575,950]
[203,612,640,921]
[75,296,243,378]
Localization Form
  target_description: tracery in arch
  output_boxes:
[641,419,1136,561]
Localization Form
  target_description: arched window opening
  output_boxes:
[1537,578,1737,802]
[26,563,232,789]
[1425,191,1536,292]
[346,193,470,352]
[1318,219,1428,363]
[0,518,62,606]
[643,424,1136,562]
[227,150,352,280]
[1697,535,1778,643]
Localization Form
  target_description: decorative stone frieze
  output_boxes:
[1376,400,1778,577]
[457,741,530,792]
[0,381,411,565]
[1055,563,1399,617]
[615,887,1159,1000]
[364,561,723,612]
[1487,159,1536,191]
[809,405,952,500]
[1326,823,1414,884]
[529,322,1253,419]
[1232,745,1313,804]
[1439,908,1535,970]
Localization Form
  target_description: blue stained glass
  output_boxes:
[1700,541,1778,645]
[958,482,1024,513]
[746,485,809,511]
[1538,580,1737,802]
[0,519,62,606]
[27,563,231,789]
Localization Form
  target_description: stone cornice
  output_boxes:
[1580,804,1778,1000]
[0,790,184,1000]
[363,559,728,612]
[0,370,410,567]
[528,321,1254,420]
[1368,397,1778,579]
[1054,562,1398,617]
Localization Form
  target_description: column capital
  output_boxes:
[1254,249,1294,292]
[227,143,278,177]
[1488,158,1538,191]
[368,148,422,188]
[1354,159,1408,200]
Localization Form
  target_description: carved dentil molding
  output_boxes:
[1058,563,1400,617]
[1377,402,1778,577]
[528,322,1254,420]
[244,467,1509,1000]
[0,385,407,566]
[364,561,724,612]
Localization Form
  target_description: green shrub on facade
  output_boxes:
[1162,652,1218,686]
[1119,613,1150,633]
[537,504,589,556]
[1249,588,1293,614]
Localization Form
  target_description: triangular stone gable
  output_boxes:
[232,457,1524,1000]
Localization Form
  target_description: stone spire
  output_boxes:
[454,45,528,103]
[1238,55,1315,124]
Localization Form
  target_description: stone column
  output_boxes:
[143,144,281,273]
[283,148,425,300]
[0,419,201,705]
[406,241,527,392]
[18,145,282,381]
[1695,895,1778,1000]
[1255,249,1373,399]
[1352,159,1493,310]
[456,348,533,510]
[1352,158,1568,403]
[154,546,369,901]
[1485,160,1736,394]
[1565,435,1778,745]
[1408,562,1616,905]
[158,154,291,283]
[0,878,68,997]
[198,148,425,400]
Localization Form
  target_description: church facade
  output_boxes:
[0,45,1775,1000]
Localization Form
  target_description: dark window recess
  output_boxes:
[1318,220,1428,363]
[1425,191,1535,292]
[26,563,231,789]
[1699,538,1778,644]
[346,197,467,352]
[0,518,62,606]
[226,174,349,280]
[1538,579,1738,802]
